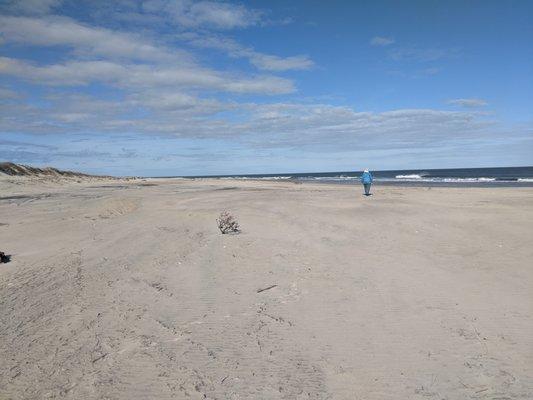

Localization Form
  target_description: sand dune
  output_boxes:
[0,162,108,178]
[0,177,532,399]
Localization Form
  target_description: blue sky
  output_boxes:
[1,0,532,176]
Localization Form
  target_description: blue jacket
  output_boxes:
[361,171,373,184]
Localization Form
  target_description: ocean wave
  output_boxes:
[298,176,359,181]
[395,174,423,179]
[391,177,497,182]
[220,176,292,180]
[204,175,533,184]
[441,177,495,182]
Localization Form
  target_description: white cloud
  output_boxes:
[0,0,62,15]
[370,36,395,46]
[245,54,313,71]
[0,15,189,63]
[0,56,295,94]
[129,91,229,114]
[0,14,305,92]
[0,86,20,99]
[235,105,495,150]
[0,12,311,74]
[0,57,124,86]
[142,0,262,29]
[447,98,488,107]
[178,32,314,71]
[0,88,501,153]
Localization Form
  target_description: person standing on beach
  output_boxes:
[361,169,373,196]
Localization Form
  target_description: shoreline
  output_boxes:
[149,176,533,188]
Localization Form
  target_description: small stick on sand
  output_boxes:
[91,353,107,363]
[257,284,277,293]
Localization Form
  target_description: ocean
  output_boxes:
[184,166,533,187]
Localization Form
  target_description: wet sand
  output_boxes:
[0,177,532,399]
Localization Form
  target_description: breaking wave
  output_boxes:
[395,174,423,179]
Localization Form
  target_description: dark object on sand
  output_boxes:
[0,252,11,263]
[217,211,240,234]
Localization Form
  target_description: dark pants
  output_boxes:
[363,183,371,195]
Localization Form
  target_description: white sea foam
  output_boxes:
[299,176,358,181]
[259,176,292,180]
[211,174,531,184]
[441,177,495,182]
[300,176,505,183]
[220,176,292,180]
[368,177,499,183]
[389,176,498,182]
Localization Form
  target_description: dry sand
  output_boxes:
[0,177,532,399]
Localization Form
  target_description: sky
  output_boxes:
[0,0,532,176]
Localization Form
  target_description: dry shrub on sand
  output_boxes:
[217,211,240,234]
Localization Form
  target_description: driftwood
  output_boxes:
[257,284,277,293]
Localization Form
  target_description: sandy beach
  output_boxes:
[0,177,532,399]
